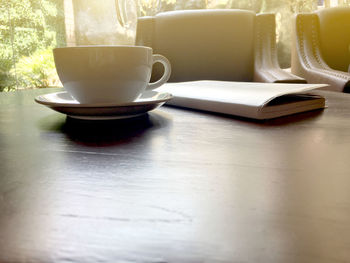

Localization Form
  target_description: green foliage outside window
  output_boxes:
[13,48,60,89]
[0,0,65,91]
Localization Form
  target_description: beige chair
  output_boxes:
[291,7,350,92]
[136,9,305,84]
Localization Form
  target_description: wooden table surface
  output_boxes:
[1,88,350,263]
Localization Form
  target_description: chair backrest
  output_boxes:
[136,9,256,82]
[317,7,350,72]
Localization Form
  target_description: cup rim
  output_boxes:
[53,45,152,51]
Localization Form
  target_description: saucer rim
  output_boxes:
[35,90,173,108]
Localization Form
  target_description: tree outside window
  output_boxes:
[0,0,66,91]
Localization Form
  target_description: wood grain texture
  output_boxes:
[1,88,350,263]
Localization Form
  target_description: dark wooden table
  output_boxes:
[1,88,350,263]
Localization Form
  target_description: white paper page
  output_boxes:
[157,81,328,107]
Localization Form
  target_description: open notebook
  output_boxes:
[157,81,327,120]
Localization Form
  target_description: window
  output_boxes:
[0,0,67,91]
[1,0,349,92]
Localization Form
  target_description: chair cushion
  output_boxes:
[317,7,350,72]
[152,9,255,82]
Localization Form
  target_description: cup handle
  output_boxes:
[147,54,171,90]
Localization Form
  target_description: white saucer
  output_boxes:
[35,90,173,120]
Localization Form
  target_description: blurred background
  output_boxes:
[0,0,347,91]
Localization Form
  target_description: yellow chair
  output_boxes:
[136,9,305,84]
[292,7,350,92]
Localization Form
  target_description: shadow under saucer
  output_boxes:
[61,111,170,146]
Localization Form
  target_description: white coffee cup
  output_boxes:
[53,45,171,104]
